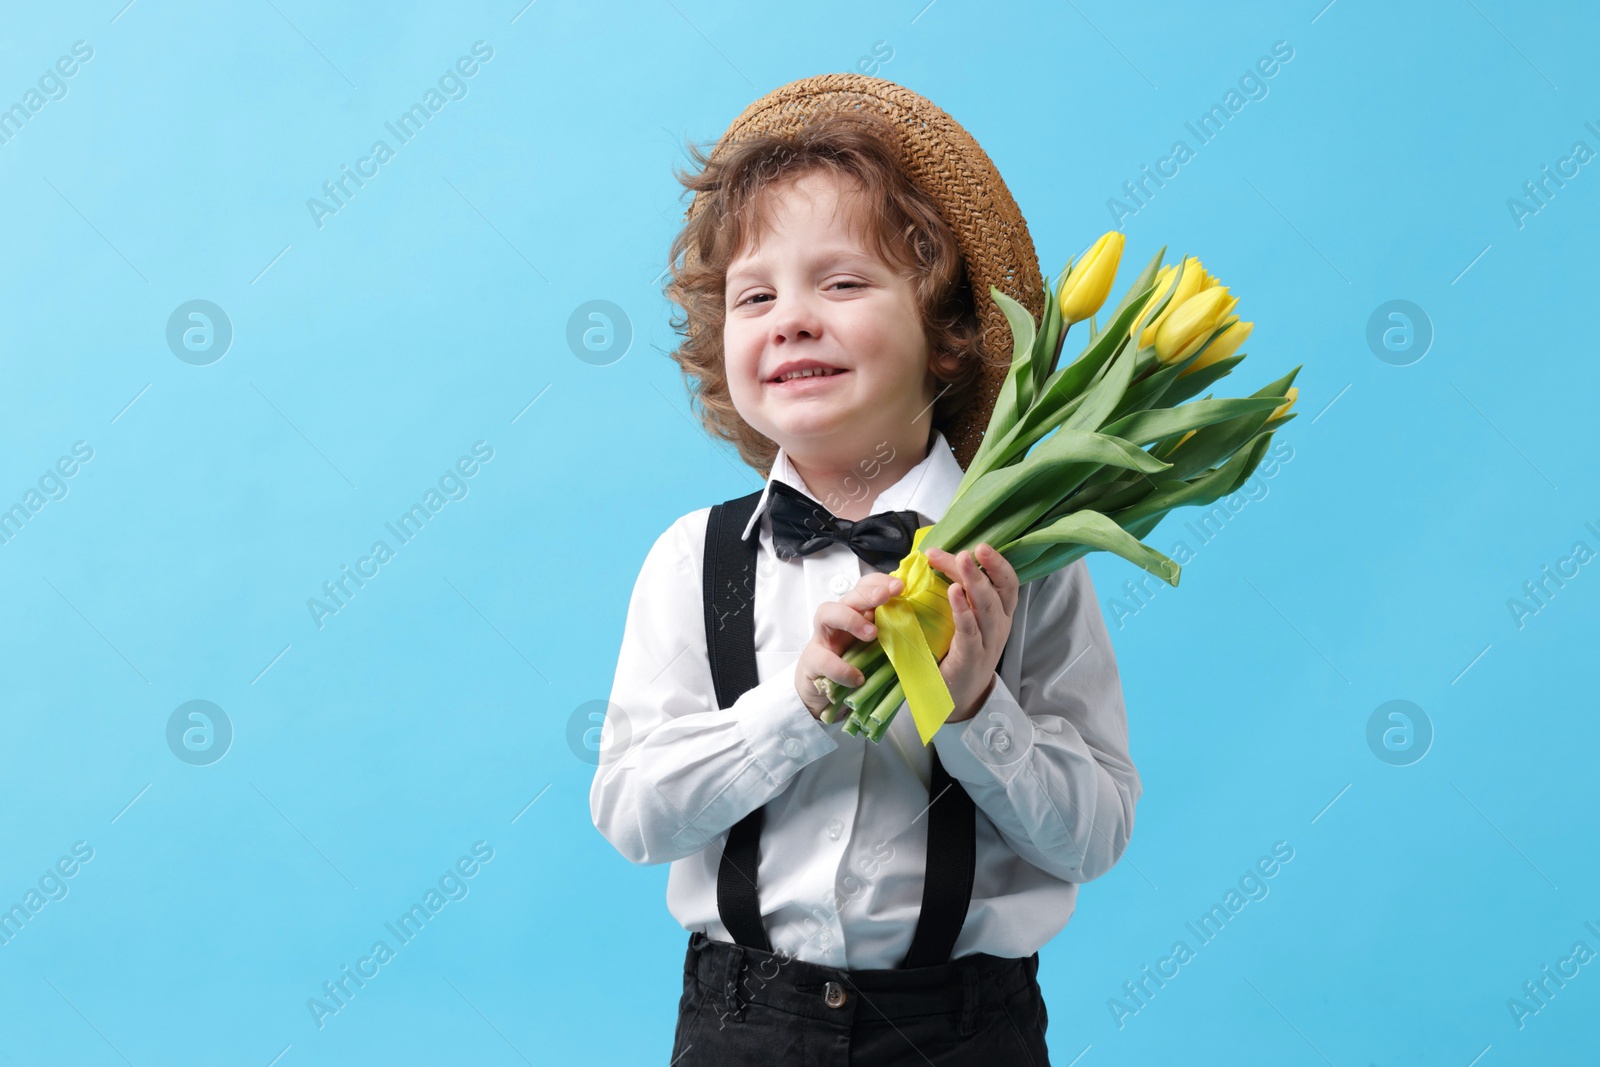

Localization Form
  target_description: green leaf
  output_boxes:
[1001,509,1180,587]
[992,287,1039,429]
[1110,360,1187,422]
[1057,400,1250,513]
[1161,368,1298,479]
[1046,289,1148,402]
[1032,427,1170,473]
[1249,365,1303,404]
[1101,396,1284,447]
[1062,339,1137,434]
[1010,543,1090,586]
[1158,354,1247,410]
[930,429,1169,551]
[976,251,1172,478]
[1035,277,1064,398]
[1115,430,1276,528]
[960,288,1043,483]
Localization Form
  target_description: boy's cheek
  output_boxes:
[726,340,763,385]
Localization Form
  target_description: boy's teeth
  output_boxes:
[778,367,839,381]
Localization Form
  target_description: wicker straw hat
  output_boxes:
[687,73,1045,472]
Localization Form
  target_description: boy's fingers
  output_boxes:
[977,543,1020,615]
[814,600,877,648]
[926,547,975,589]
[804,648,865,690]
[796,655,860,717]
[949,583,980,642]
[960,549,1005,628]
[934,545,1014,628]
[838,573,902,613]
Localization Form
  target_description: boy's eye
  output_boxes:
[732,278,864,307]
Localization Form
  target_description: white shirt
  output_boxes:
[590,430,1141,969]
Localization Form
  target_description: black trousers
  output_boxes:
[669,932,1052,1066]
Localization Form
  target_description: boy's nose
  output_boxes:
[769,295,823,345]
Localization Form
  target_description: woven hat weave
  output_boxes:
[686,73,1044,472]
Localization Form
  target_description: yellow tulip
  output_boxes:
[1270,386,1298,421]
[1155,286,1239,364]
[1179,317,1253,377]
[1133,257,1211,348]
[1057,232,1125,324]
[1130,264,1177,345]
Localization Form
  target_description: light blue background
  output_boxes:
[1,0,1595,1063]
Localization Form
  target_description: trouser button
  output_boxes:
[823,980,847,1008]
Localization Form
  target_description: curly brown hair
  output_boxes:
[662,109,989,477]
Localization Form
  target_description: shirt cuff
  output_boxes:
[931,672,1034,786]
[737,672,840,781]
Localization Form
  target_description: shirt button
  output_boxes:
[829,574,852,596]
[783,737,803,759]
[984,725,1011,754]
[823,980,848,1008]
[826,818,844,840]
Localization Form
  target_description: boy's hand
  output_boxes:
[923,544,1019,724]
[795,572,904,720]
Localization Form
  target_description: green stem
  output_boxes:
[865,679,906,730]
[866,684,907,744]
[843,658,898,718]
[816,639,889,721]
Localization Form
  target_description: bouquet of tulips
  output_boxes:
[822,233,1301,744]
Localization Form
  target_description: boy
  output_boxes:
[591,74,1139,1065]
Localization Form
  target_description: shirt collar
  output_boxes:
[738,430,966,542]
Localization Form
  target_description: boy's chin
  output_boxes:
[765,422,898,462]
[763,410,857,442]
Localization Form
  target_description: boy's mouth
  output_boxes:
[767,361,849,386]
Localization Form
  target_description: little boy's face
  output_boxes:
[722,169,936,470]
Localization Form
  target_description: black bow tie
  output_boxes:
[766,480,923,574]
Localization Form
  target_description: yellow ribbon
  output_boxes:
[875,525,957,746]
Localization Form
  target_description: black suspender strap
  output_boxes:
[702,490,977,969]
[900,749,978,969]
[703,491,772,954]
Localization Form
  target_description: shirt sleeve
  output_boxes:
[589,510,842,866]
[930,558,1140,884]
